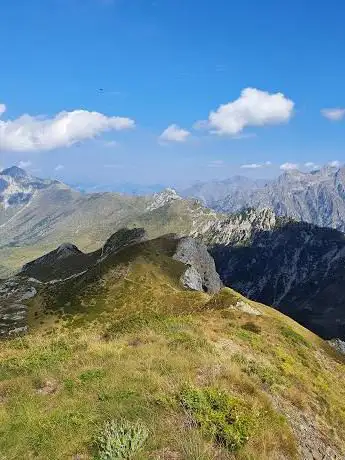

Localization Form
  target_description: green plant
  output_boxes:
[180,386,256,451]
[79,369,105,383]
[280,326,310,348]
[241,321,261,334]
[94,419,149,459]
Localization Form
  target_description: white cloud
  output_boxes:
[0,104,135,152]
[304,162,320,170]
[329,160,342,168]
[240,163,262,169]
[0,104,6,116]
[54,164,64,171]
[18,160,32,169]
[280,162,299,171]
[200,88,294,136]
[208,160,224,168]
[240,161,272,169]
[159,124,190,143]
[321,108,345,121]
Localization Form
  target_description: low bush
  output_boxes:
[94,419,149,460]
[180,386,256,451]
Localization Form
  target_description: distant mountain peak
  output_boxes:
[147,187,182,211]
[1,166,29,179]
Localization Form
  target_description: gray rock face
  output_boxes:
[201,166,345,233]
[173,236,222,294]
[209,218,345,340]
[0,276,38,337]
[328,339,345,355]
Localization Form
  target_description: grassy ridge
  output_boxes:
[1,244,345,459]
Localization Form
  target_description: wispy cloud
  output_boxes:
[240,161,272,169]
[18,160,32,169]
[208,160,224,168]
[321,108,345,121]
[54,164,64,171]
[304,162,320,170]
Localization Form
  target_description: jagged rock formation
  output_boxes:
[329,339,345,355]
[173,236,222,293]
[146,187,182,211]
[184,166,345,233]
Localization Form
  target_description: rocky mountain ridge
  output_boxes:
[3,168,345,341]
[184,166,345,233]
[0,228,221,337]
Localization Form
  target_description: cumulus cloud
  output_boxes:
[321,108,345,121]
[54,164,64,171]
[0,104,135,152]
[280,162,299,171]
[159,124,190,143]
[200,88,294,136]
[0,104,6,116]
[240,161,272,169]
[18,160,32,169]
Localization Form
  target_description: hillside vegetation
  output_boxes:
[1,237,345,459]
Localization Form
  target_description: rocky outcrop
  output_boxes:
[173,236,222,294]
[146,188,182,211]
[329,339,345,355]
[102,228,148,256]
[0,276,40,337]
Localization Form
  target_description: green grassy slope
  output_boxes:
[1,240,345,459]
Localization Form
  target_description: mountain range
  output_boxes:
[182,166,345,232]
[2,167,345,458]
[2,166,345,342]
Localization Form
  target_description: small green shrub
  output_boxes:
[241,322,261,334]
[94,419,149,460]
[180,386,256,451]
[280,326,310,348]
[79,369,105,383]
[232,353,281,387]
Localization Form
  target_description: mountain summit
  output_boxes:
[1,166,29,179]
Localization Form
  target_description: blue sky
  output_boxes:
[0,0,344,188]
